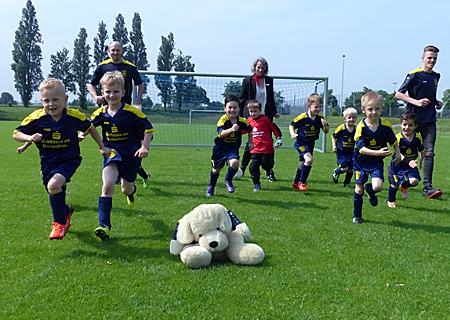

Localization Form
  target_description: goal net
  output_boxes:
[137,71,329,151]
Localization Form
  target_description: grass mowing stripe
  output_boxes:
[1,120,450,319]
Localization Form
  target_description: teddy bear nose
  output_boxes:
[209,241,218,248]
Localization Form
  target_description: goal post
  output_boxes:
[137,71,329,151]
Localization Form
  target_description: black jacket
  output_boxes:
[239,75,277,121]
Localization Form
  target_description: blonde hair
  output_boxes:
[39,78,65,92]
[247,99,262,111]
[100,70,125,89]
[361,91,383,109]
[343,107,357,117]
[308,93,323,105]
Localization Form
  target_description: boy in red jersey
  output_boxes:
[247,100,281,191]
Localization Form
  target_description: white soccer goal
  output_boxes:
[137,71,329,151]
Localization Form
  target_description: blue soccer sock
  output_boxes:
[401,180,413,189]
[365,183,376,197]
[49,191,67,225]
[209,170,220,188]
[294,168,301,184]
[225,166,238,181]
[344,171,353,185]
[334,167,343,175]
[98,196,112,229]
[388,186,397,202]
[137,166,148,179]
[353,192,363,218]
[300,164,312,183]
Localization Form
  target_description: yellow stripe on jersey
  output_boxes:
[124,104,147,118]
[334,123,346,134]
[380,118,394,130]
[98,58,136,67]
[217,115,249,127]
[292,112,326,123]
[409,66,440,75]
[66,108,87,121]
[17,108,47,126]
[91,106,107,119]
[292,112,308,123]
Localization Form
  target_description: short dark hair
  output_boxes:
[400,112,418,125]
[424,45,439,53]
[224,94,239,106]
[247,99,262,111]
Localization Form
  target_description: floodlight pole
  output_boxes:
[341,54,345,115]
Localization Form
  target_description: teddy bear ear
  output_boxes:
[176,216,195,244]
[219,207,232,231]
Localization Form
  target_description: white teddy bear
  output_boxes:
[170,204,265,269]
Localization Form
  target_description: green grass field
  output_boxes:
[1,118,450,319]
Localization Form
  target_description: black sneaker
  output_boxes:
[367,192,378,207]
[352,217,363,224]
[267,170,277,182]
[332,171,339,184]
[423,187,443,199]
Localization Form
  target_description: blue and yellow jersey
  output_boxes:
[290,112,327,143]
[332,124,355,152]
[213,115,251,150]
[90,58,143,105]
[395,132,424,161]
[14,108,92,163]
[397,67,440,124]
[354,118,397,164]
[91,103,154,155]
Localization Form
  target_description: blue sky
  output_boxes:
[2,0,450,104]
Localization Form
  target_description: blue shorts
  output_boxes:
[211,145,240,169]
[388,161,421,186]
[294,141,315,162]
[103,149,141,182]
[41,156,82,187]
[353,159,384,184]
[336,151,353,170]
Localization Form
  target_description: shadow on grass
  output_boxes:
[377,220,450,234]
[68,229,171,262]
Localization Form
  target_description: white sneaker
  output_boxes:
[388,201,397,208]
[274,137,282,147]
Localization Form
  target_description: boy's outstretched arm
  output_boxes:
[247,133,254,150]
[321,118,330,134]
[86,125,110,157]
[17,141,32,154]
[135,132,153,159]
[289,126,298,139]
[13,131,43,143]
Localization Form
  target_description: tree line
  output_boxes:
[9,1,450,115]
[9,0,205,110]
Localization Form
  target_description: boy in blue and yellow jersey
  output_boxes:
[89,41,151,187]
[387,112,424,208]
[396,45,443,199]
[91,71,154,240]
[289,93,329,191]
[206,94,253,197]
[332,107,357,188]
[13,78,109,240]
[352,91,401,224]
